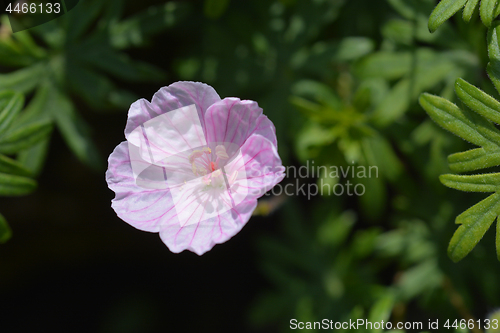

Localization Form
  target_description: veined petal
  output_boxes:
[125,81,221,139]
[106,141,175,232]
[205,98,272,149]
[159,198,257,255]
[228,134,285,198]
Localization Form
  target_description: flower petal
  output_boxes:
[229,133,285,198]
[205,98,277,148]
[106,141,175,232]
[124,81,221,139]
[158,198,257,255]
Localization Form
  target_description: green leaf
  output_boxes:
[335,37,375,61]
[419,93,500,149]
[428,0,468,33]
[204,0,230,19]
[440,173,500,192]
[109,2,189,49]
[368,293,395,333]
[480,0,499,27]
[66,60,114,109]
[455,77,500,124]
[497,216,500,260]
[80,48,166,82]
[0,63,44,94]
[17,139,50,176]
[0,172,37,196]
[487,21,500,62]
[0,212,12,244]
[0,91,24,135]
[355,52,412,80]
[448,148,500,173]
[50,87,102,170]
[372,79,410,127]
[0,121,53,154]
[362,135,402,181]
[64,0,105,42]
[0,154,32,177]
[463,0,480,22]
[448,193,500,262]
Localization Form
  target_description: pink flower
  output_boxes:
[106,82,285,255]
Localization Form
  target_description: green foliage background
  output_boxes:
[1,0,500,332]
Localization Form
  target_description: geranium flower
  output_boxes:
[106,82,285,255]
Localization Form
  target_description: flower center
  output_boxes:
[188,145,231,185]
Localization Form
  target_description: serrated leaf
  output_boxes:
[448,193,500,262]
[0,172,36,196]
[463,0,480,22]
[428,0,468,33]
[455,77,500,124]
[480,0,499,27]
[0,212,12,244]
[448,148,500,172]
[0,91,24,135]
[0,121,52,154]
[440,173,500,192]
[487,21,500,62]
[0,154,32,177]
[419,93,500,149]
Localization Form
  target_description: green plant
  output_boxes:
[0,90,52,242]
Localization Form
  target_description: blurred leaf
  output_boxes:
[66,60,114,109]
[317,211,356,247]
[0,91,24,135]
[0,120,53,154]
[0,172,36,196]
[335,37,374,61]
[17,139,50,176]
[204,0,231,19]
[362,135,402,181]
[109,2,189,49]
[0,154,32,177]
[356,52,412,80]
[50,86,102,170]
[64,0,105,42]
[368,293,395,333]
[0,63,44,93]
[0,212,11,243]
[80,48,166,82]
[396,259,442,299]
[428,0,468,33]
